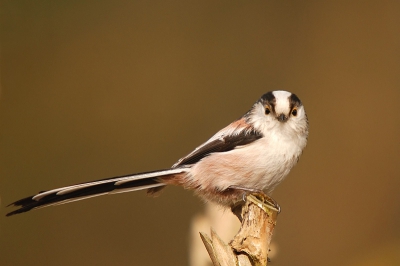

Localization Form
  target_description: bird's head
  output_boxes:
[247,90,309,138]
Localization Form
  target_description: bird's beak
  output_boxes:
[277,113,288,122]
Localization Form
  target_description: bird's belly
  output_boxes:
[189,138,301,194]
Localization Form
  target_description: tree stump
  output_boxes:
[200,194,278,266]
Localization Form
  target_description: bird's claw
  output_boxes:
[228,185,281,213]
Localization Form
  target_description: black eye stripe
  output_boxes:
[289,93,302,110]
[260,92,276,114]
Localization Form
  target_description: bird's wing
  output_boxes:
[173,118,263,167]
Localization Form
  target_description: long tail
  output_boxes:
[6,167,189,216]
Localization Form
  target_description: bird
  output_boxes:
[6,90,308,216]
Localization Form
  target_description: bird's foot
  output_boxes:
[228,185,281,214]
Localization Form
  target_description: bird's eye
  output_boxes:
[291,108,298,116]
[265,107,271,115]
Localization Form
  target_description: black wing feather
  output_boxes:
[173,129,262,167]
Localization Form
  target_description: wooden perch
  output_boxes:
[200,194,278,266]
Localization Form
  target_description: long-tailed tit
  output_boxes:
[6,90,308,216]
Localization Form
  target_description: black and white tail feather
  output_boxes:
[6,167,189,216]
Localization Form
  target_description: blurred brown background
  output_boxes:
[1,1,400,265]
